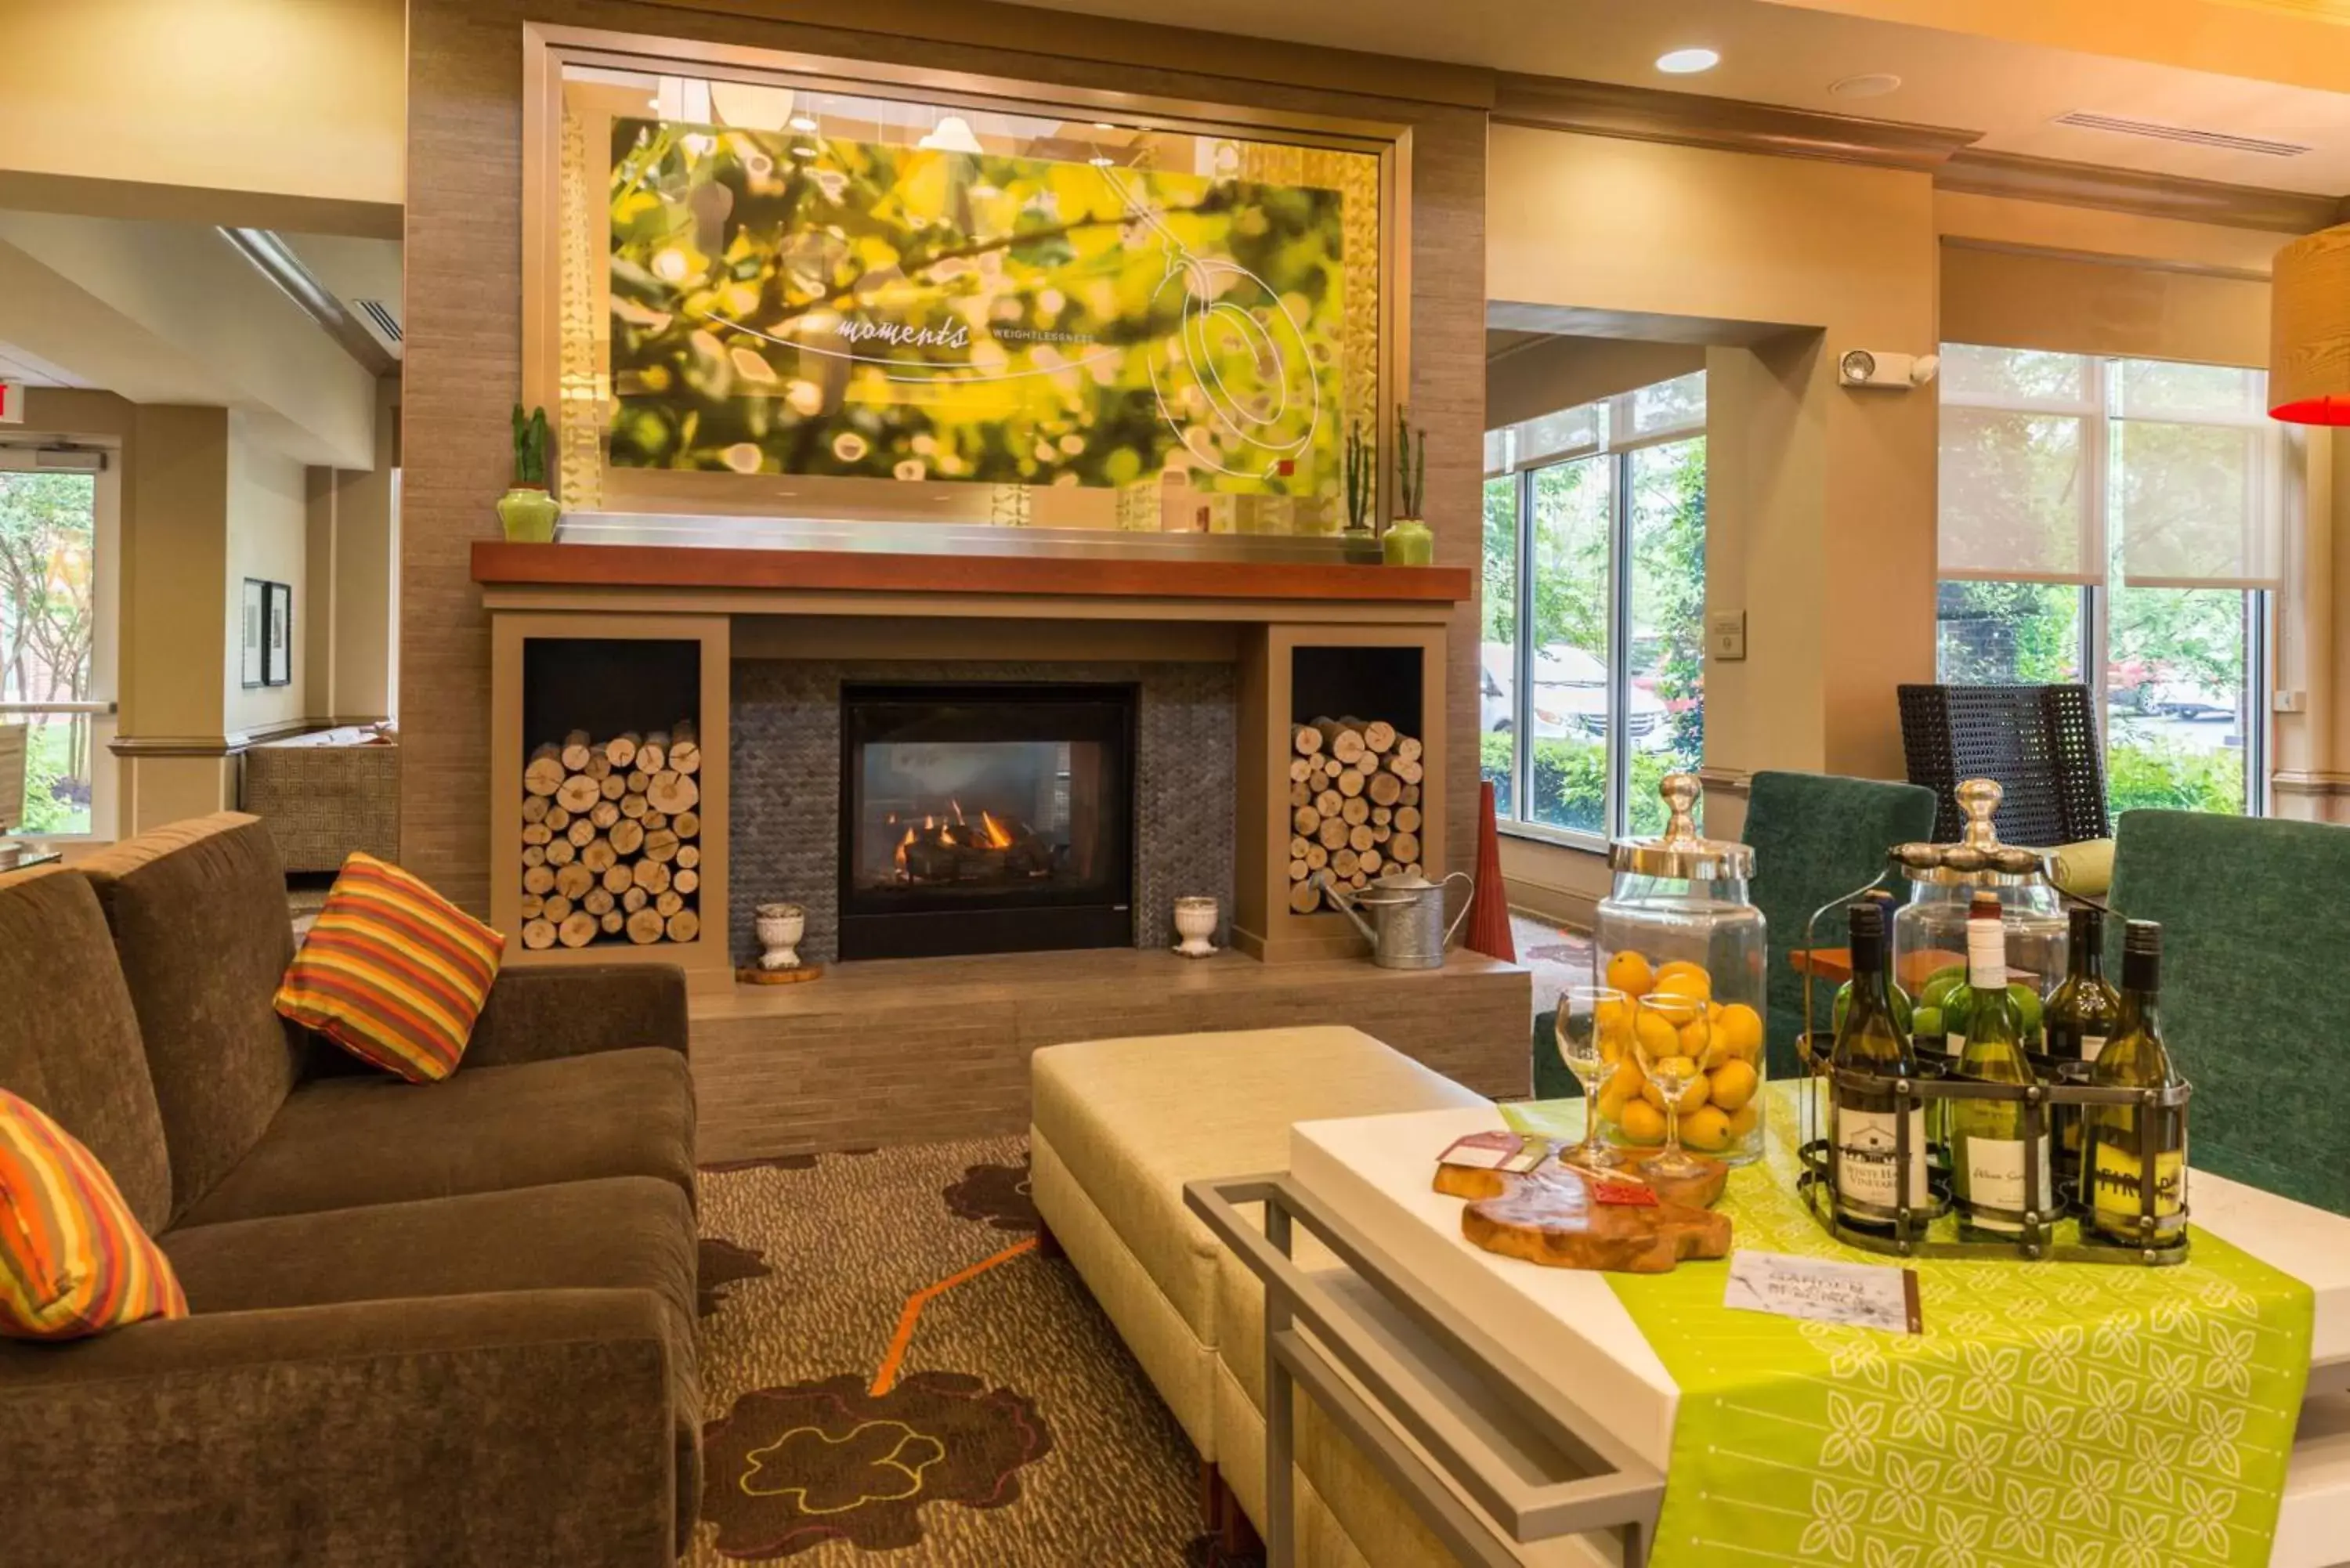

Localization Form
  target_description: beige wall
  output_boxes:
[1487,125,1941,906]
[226,421,309,735]
[302,376,401,727]
[1486,336,1707,429]
[0,0,404,237]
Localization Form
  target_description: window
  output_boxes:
[0,447,117,838]
[1935,345,2279,818]
[1482,373,1705,844]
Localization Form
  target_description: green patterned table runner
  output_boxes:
[1503,1087,2313,1568]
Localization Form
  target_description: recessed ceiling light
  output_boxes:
[1828,72,1903,99]
[1654,48,1720,75]
[788,113,819,132]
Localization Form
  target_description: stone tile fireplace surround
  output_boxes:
[732,659,1236,965]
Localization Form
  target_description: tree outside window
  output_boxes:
[0,471,98,834]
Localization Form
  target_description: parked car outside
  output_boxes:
[1480,643,1670,749]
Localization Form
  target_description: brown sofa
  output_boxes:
[0,813,700,1566]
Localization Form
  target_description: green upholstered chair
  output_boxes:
[1745,771,1939,1083]
[1531,1009,1573,1099]
[2106,810,2350,1216]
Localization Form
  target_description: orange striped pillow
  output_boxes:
[273,852,506,1083]
[0,1089,188,1339]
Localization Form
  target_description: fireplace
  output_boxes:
[838,682,1137,959]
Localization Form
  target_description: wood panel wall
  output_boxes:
[403,0,1488,912]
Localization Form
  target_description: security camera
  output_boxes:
[1838,349,1940,390]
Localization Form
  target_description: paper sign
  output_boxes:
[1723,1249,1923,1335]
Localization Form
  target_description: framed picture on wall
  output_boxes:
[264,582,293,688]
[240,579,266,689]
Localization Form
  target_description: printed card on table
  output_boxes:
[1723,1249,1923,1335]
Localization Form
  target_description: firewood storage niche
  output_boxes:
[517,636,707,951]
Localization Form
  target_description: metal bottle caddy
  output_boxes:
[1792,779,2193,1266]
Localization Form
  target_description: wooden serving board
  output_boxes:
[1434,1151,1727,1212]
[1460,1166,1733,1275]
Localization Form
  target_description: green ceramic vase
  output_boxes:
[1381,516,1434,566]
[495,486,561,544]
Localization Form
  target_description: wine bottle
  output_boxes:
[2085,920,2188,1248]
[2044,905,2122,1195]
[1949,891,2049,1241]
[1828,900,1928,1231]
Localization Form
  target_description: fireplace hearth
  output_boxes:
[839,682,1137,959]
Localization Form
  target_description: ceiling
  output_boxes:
[1014,0,2350,194]
[0,341,85,388]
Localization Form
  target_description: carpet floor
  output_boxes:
[691,1139,1249,1566]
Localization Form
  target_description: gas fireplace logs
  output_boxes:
[520,719,702,950]
[1287,718,1426,912]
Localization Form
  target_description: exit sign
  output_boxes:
[0,381,21,425]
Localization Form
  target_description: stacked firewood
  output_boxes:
[1287,716,1425,914]
[518,721,702,949]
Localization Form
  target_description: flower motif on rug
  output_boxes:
[702,1371,1054,1558]
[697,1237,774,1317]
[942,1159,1038,1234]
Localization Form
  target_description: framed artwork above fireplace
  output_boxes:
[522,22,1405,550]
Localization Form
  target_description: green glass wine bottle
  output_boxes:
[2085,920,2188,1249]
[2044,904,2122,1196]
[1828,900,1927,1234]
[1949,891,2050,1242]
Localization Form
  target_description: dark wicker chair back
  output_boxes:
[1897,684,2110,846]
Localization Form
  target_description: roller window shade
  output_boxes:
[1484,428,1511,479]
[2113,360,2283,590]
[1513,405,1600,470]
[1937,405,2100,584]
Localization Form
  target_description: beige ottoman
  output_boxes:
[1029,1025,1486,1556]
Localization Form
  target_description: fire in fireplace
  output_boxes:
[840,683,1136,959]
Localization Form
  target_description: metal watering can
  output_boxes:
[1316,869,1474,970]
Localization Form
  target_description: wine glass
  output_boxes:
[1634,992,1713,1180]
[1556,986,1632,1172]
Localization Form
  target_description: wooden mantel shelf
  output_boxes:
[472,541,1472,605]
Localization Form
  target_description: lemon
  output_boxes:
[1632,1009,1683,1063]
[1605,950,1655,998]
[1716,1003,1763,1061]
[1679,1106,1732,1152]
[1640,1057,1709,1113]
[1654,968,1712,1003]
[1656,959,1709,988]
[1707,1058,1759,1112]
[1678,1017,1712,1057]
[1617,1099,1667,1145]
[1726,1101,1761,1140]
[1595,1061,1640,1120]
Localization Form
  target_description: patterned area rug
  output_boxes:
[692,1139,1255,1566]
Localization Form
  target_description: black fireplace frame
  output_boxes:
[837,681,1138,960]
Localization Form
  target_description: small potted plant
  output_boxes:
[496,404,561,543]
[1383,404,1432,565]
[1344,417,1375,536]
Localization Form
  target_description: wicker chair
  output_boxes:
[1897,683,2110,847]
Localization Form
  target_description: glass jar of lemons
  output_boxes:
[1592,775,1770,1166]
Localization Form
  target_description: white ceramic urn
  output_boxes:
[754,902,806,970]
[1173,895,1220,959]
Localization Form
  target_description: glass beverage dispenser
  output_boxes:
[1889,779,2070,1064]
[1593,774,1770,1166]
